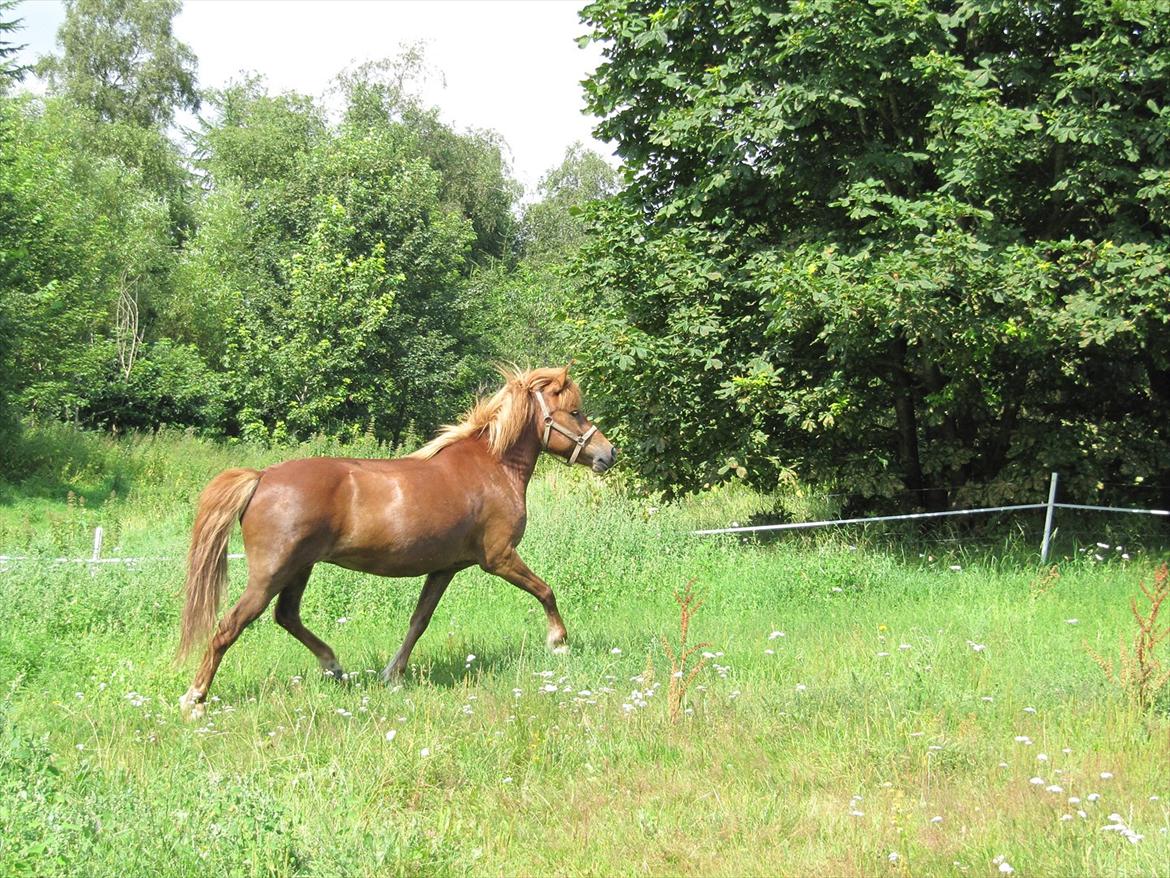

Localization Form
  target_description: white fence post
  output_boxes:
[89,526,104,576]
[1039,473,1059,563]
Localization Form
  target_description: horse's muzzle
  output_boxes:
[592,447,618,473]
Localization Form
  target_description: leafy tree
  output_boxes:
[36,0,197,237]
[522,142,618,260]
[0,0,26,89]
[0,0,26,437]
[575,0,1170,506]
[0,96,183,425]
[337,57,521,261]
[37,0,198,129]
[181,79,479,445]
[467,144,619,367]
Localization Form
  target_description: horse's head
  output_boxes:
[531,368,618,473]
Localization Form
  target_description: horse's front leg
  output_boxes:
[483,548,568,652]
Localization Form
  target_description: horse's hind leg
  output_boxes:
[273,565,344,680]
[382,569,457,682]
[180,579,275,721]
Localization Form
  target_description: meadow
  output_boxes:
[1,427,1168,877]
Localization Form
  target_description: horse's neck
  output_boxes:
[499,432,542,495]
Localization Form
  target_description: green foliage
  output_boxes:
[0,2,26,435]
[0,0,27,89]
[470,144,619,367]
[521,142,618,260]
[575,0,1170,504]
[77,339,225,432]
[0,96,179,424]
[182,77,483,444]
[337,55,521,261]
[228,197,401,442]
[36,0,198,128]
[3,16,582,459]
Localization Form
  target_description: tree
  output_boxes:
[522,142,618,259]
[574,0,1170,506]
[181,78,480,445]
[37,0,198,129]
[337,56,521,262]
[0,0,26,89]
[0,96,184,426]
[468,144,618,367]
[0,0,27,437]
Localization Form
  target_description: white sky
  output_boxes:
[11,0,613,194]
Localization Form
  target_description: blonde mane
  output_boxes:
[409,366,581,460]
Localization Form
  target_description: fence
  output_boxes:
[692,473,1169,562]
[1,473,1167,570]
[0,525,244,571]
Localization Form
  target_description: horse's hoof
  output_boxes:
[549,641,570,655]
[380,666,404,686]
[321,660,347,683]
[179,688,205,722]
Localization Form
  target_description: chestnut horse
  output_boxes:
[176,366,616,720]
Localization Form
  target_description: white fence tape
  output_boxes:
[1,474,1165,567]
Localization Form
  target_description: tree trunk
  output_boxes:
[889,335,928,508]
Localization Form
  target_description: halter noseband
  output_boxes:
[533,389,597,466]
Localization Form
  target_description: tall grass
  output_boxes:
[1,427,1168,876]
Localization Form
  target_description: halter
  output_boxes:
[533,389,597,466]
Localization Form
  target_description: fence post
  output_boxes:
[1040,473,1059,563]
[90,526,103,576]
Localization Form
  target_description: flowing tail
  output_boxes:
[177,468,262,662]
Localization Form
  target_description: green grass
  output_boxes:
[1,426,1169,876]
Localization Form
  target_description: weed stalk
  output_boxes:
[1087,563,1170,709]
[661,578,709,722]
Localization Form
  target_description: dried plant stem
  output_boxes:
[662,578,709,722]
[1088,563,1170,709]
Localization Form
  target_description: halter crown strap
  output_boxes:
[533,389,597,466]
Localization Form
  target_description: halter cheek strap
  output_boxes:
[533,390,597,466]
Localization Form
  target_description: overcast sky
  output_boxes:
[12,0,613,193]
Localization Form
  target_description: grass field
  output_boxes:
[1,426,1168,876]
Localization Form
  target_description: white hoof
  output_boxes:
[381,664,404,685]
[179,687,205,722]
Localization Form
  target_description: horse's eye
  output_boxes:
[570,410,580,417]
